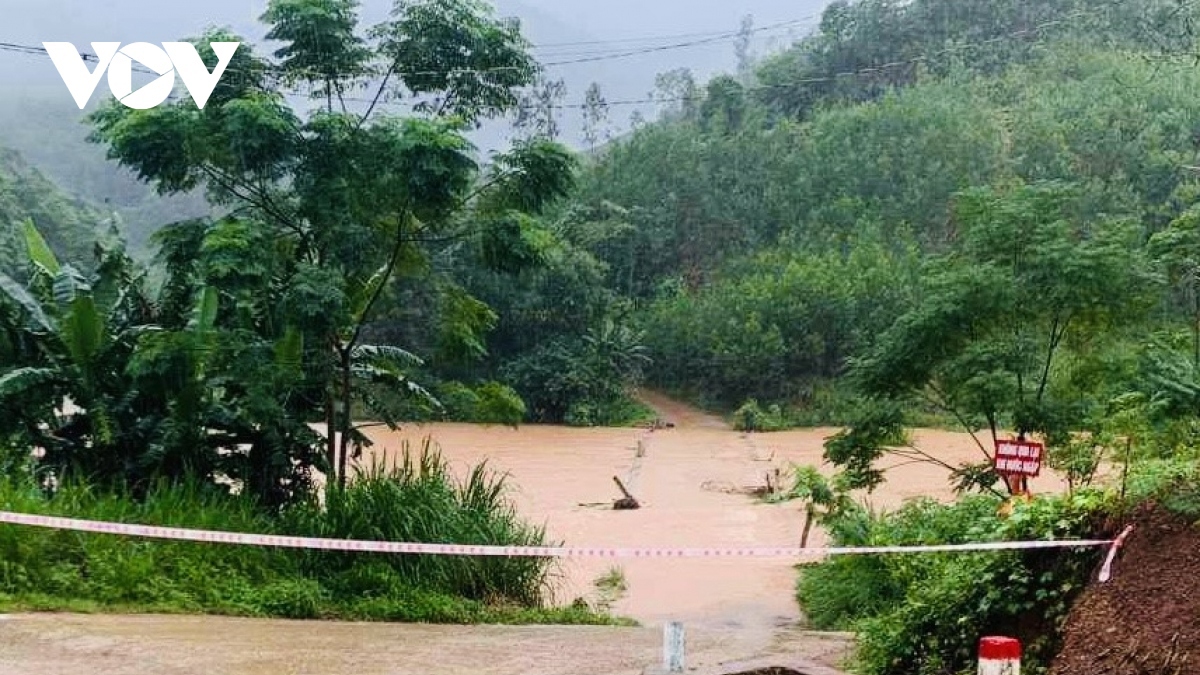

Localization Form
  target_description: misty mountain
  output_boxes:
[0,0,828,249]
[0,145,107,273]
[1,0,829,143]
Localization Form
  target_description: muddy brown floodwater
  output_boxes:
[367,403,1064,629]
[0,395,1066,675]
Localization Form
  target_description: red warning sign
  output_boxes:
[994,439,1043,477]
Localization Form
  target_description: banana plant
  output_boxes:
[0,220,178,486]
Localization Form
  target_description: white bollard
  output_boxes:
[663,621,686,673]
[978,636,1021,675]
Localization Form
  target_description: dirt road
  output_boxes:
[0,614,854,675]
[0,393,1063,674]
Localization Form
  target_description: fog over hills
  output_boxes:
[0,0,829,248]
[1,0,830,143]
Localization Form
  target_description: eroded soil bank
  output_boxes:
[1050,504,1200,675]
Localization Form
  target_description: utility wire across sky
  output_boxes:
[0,2,1139,112]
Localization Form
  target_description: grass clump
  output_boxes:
[592,566,628,613]
[0,438,623,626]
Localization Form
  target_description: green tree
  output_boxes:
[1151,204,1200,371]
[831,182,1159,493]
[768,464,852,548]
[515,77,567,140]
[581,82,610,151]
[734,14,755,81]
[88,0,574,489]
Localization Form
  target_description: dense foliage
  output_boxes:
[0,0,650,623]
[793,441,1200,675]
[797,493,1108,674]
[565,3,1200,483]
[552,2,1200,667]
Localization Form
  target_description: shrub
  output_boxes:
[732,400,787,432]
[1123,456,1200,519]
[437,381,527,426]
[563,394,655,428]
[797,492,1109,674]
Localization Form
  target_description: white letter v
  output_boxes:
[43,42,121,109]
[164,42,240,110]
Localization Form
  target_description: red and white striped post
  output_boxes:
[978,636,1021,675]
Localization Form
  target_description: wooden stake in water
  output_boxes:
[663,622,686,673]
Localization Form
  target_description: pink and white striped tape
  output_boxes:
[0,511,1121,560]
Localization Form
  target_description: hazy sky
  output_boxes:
[1,0,831,147]
[517,0,827,36]
[3,0,826,38]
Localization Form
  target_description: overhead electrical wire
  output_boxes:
[531,17,819,61]
[540,16,819,66]
[529,30,807,61]
[0,2,1143,113]
[530,27,766,49]
[333,6,1113,112]
[0,13,821,82]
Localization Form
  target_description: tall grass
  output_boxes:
[0,438,618,625]
[285,438,554,606]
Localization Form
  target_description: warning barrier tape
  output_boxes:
[1098,524,1134,583]
[0,511,1117,559]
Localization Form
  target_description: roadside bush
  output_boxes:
[502,326,653,427]
[0,441,619,625]
[564,395,655,428]
[437,381,527,426]
[1123,455,1200,519]
[798,492,1110,675]
[640,245,918,410]
[732,400,789,432]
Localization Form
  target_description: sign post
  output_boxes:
[993,439,1043,497]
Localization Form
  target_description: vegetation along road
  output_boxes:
[1,0,1199,673]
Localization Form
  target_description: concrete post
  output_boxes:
[663,621,685,673]
[979,636,1021,675]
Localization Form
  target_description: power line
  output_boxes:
[530,28,754,50]
[0,15,816,83]
[541,16,818,67]
[0,41,165,78]
[0,2,1144,113]
[529,21,815,59]
[339,6,1116,112]
[530,30,806,61]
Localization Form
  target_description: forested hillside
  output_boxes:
[7,0,1200,431]
[543,3,1200,670]
[559,0,1200,427]
[0,145,107,274]
[5,0,1200,433]
[0,96,211,255]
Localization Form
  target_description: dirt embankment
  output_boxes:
[1050,505,1200,675]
